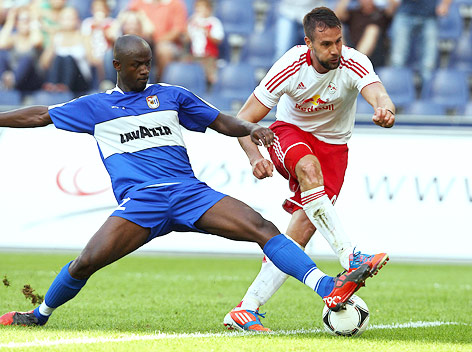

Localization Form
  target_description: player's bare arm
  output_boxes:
[236,94,274,179]
[361,82,395,128]
[0,106,52,128]
[208,112,274,148]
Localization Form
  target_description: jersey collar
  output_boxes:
[106,84,153,95]
[306,48,312,67]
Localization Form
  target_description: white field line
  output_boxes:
[0,321,464,349]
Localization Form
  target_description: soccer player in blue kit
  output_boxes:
[0,35,374,327]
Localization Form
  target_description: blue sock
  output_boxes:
[33,261,87,322]
[33,307,49,325]
[263,234,317,284]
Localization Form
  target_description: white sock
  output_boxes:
[240,235,304,311]
[38,302,55,316]
[303,267,328,293]
[301,186,354,270]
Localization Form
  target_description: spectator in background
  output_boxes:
[36,0,68,48]
[81,0,114,85]
[103,9,155,85]
[40,7,94,94]
[389,0,452,86]
[187,0,224,87]
[0,0,32,26]
[0,5,44,92]
[273,0,325,61]
[335,0,398,67]
[127,0,188,80]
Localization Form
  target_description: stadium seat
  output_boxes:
[421,68,469,111]
[68,0,93,20]
[201,93,234,111]
[438,3,463,41]
[448,30,472,74]
[403,100,447,116]
[240,28,276,72]
[161,61,207,96]
[0,89,22,106]
[29,90,75,106]
[213,62,256,101]
[376,67,416,111]
[208,62,256,111]
[455,0,472,19]
[215,0,255,38]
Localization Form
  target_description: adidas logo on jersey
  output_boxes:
[297,82,306,89]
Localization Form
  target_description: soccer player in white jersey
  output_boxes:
[0,35,375,327]
[223,7,395,331]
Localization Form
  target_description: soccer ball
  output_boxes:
[322,295,370,337]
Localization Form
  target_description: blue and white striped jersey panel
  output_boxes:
[48,84,220,201]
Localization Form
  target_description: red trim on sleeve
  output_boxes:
[360,80,381,92]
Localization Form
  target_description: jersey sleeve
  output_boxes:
[253,46,307,109]
[209,17,224,41]
[176,87,220,132]
[48,96,95,134]
[341,48,380,92]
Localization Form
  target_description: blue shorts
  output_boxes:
[110,179,227,242]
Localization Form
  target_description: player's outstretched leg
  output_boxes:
[0,261,87,326]
[223,235,375,331]
[1,217,150,327]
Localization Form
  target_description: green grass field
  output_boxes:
[1,252,471,352]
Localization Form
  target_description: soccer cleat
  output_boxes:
[348,251,389,277]
[323,263,371,312]
[0,310,45,326]
[223,308,270,332]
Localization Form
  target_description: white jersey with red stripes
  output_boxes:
[253,45,380,144]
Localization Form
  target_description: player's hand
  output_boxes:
[250,125,274,148]
[372,107,395,128]
[251,157,274,179]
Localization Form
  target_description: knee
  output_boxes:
[246,214,280,245]
[69,250,101,280]
[295,157,324,187]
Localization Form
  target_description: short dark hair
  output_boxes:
[303,7,341,41]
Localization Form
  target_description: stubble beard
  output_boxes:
[318,56,340,71]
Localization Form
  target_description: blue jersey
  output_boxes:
[49,84,220,202]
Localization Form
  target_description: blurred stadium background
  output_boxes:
[0,0,471,262]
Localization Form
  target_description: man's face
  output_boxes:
[115,48,152,92]
[305,26,342,73]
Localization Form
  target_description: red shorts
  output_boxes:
[268,121,349,214]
